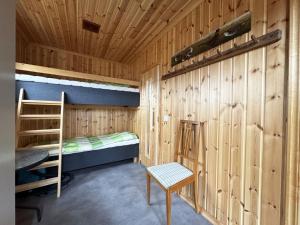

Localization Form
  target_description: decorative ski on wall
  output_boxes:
[163,29,282,80]
[171,11,251,67]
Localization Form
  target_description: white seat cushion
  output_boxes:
[147,162,193,189]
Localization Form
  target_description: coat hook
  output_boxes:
[233,43,238,48]
[251,34,258,43]
[186,47,193,58]
[217,49,222,56]
[203,56,207,61]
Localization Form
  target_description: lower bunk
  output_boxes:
[61,132,139,172]
[62,143,139,172]
[20,131,140,173]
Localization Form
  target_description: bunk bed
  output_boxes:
[15,64,140,107]
[16,63,140,173]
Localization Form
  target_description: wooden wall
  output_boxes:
[286,0,300,224]
[19,104,139,147]
[16,33,28,63]
[138,66,160,167]
[63,105,138,139]
[16,43,137,81]
[130,0,288,225]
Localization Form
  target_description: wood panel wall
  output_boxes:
[19,104,139,147]
[16,33,28,63]
[16,43,137,81]
[286,0,300,224]
[139,66,160,167]
[63,105,139,139]
[130,0,288,225]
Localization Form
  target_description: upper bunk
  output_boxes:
[15,63,140,107]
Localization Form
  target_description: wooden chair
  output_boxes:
[146,120,204,225]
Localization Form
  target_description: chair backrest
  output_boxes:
[174,120,204,174]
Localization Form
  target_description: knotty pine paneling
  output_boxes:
[130,0,288,225]
[16,0,191,61]
[138,66,160,167]
[63,105,139,139]
[285,0,300,224]
[19,105,139,147]
[16,43,137,81]
[16,33,28,63]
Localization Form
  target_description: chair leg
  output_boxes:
[147,173,151,205]
[193,180,199,213]
[166,190,172,225]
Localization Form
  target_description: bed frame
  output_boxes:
[15,63,140,173]
[15,63,140,107]
[16,80,140,107]
[62,143,139,172]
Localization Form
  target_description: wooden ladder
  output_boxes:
[16,88,64,198]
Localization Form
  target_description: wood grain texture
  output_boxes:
[16,0,191,62]
[15,0,298,224]
[130,0,288,224]
[17,43,137,81]
[63,105,139,139]
[285,0,300,224]
[16,63,140,87]
[19,105,139,147]
[139,66,160,167]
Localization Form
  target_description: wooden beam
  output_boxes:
[162,29,282,81]
[15,63,140,87]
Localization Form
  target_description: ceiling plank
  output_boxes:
[100,0,130,57]
[16,0,190,62]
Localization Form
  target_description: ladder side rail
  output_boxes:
[57,92,64,198]
[16,88,24,148]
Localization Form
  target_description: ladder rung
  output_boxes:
[20,114,61,120]
[19,129,61,136]
[30,160,59,170]
[22,100,61,106]
[16,177,59,193]
[17,143,60,150]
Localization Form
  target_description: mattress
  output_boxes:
[15,74,139,93]
[62,132,139,155]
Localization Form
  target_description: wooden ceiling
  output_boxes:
[16,0,193,62]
